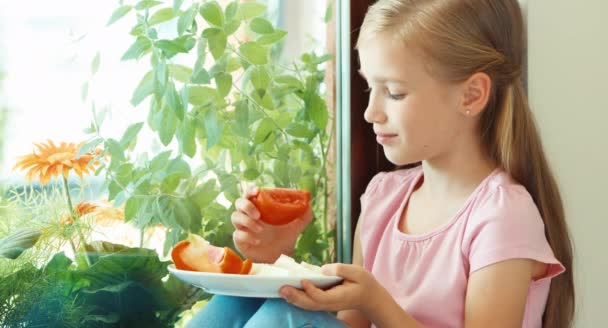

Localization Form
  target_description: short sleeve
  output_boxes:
[463,185,565,280]
[360,172,387,210]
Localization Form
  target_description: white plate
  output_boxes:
[168,264,343,298]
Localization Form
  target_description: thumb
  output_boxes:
[321,263,362,281]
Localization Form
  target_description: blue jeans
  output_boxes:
[186,295,348,328]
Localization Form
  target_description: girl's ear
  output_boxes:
[461,72,492,116]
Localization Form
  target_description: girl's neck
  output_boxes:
[417,137,496,201]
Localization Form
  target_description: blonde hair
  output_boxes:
[357,1,575,327]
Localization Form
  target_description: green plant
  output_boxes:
[84,0,334,263]
[0,0,334,326]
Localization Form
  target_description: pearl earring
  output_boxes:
[465,109,471,115]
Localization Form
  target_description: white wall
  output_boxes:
[527,1,608,326]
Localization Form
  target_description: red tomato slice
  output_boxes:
[249,188,311,225]
[171,234,251,274]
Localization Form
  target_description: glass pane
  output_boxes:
[0,0,336,326]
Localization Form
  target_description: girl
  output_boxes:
[187,0,575,327]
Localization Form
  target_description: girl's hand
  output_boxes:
[279,263,387,315]
[231,187,313,264]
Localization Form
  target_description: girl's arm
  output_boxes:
[336,217,371,328]
[464,258,539,327]
[357,259,538,327]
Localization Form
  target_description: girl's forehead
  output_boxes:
[358,36,426,83]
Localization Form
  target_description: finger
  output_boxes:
[235,198,261,220]
[321,264,364,281]
[244,185,259,198]
[301,280,336,304]
[233,229,261,247]
[231,211,264,232]
[279,286,320,311]
[286,208,313,230]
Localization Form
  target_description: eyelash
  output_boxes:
[364,87,406,101]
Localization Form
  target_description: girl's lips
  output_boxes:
[376,134,398,144]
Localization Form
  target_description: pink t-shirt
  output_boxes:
[360,166,564,328]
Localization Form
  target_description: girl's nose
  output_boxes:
[363,96,387,124]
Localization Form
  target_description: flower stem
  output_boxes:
[62,176,91,267]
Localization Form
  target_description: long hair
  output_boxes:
[357,1,575,326]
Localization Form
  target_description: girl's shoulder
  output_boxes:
[473,169,535,210]
[363,166,422,197]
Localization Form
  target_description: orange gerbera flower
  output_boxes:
[13,140,101,184]
[60,201,99,225]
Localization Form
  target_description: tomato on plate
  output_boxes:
[171,234,252,274]
[249,188,311,225]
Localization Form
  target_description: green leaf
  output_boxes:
[188,86,219,106]
[307,93,329,130]
[218,173,240,202]
[225,1,239,21]
[190,179,219,209]
[250,66,270,92]
[122,36,152,60]
[254,118,274,144]
[215,72,232,97]
[168,157,192,177]
[274,160,289,187]
[200,1,224,27]
[178,116,196,157]
[107,5,132,26]
[243,168,260,181]
[250,17,274,34]
[76,136,103,158]
[106,138,126,163]
[155,36,195,58]
[286,122,315,138]
[223,19,241,36]
[155,56,168,92]
[173,0,184,13]
[208,56,227,78]
[236,2,266,20]
[226,55,241,72]
[174,197,202,231]
[324,0,333,23]
[150,151,172,171]
[158,104,178,146]
[124,197,142,222]
[239,41,268,65]
[234,100,249,138]
[203,28,227,60]
[131,70,154,106]
[204,108,222,149]
[159,157,191,193]
[91,52,101,75]
[148,7,176,26]
[251,89,273,109]
[119,122,144,148]
[168,64,193,83]
[0,228,42,259]
[178,5,197,36]
[256,29,287,45]
[192,67,211,84]
[164,81,184,120]
[275,75,304,89]
[135,0,162,10]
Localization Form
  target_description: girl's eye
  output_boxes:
[387,92,406,100]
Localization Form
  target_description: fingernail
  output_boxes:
[280,288,290,298]
[254,239,261,245]
[321,265,331,275]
